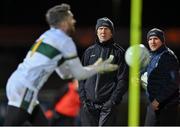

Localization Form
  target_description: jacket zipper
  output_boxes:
[95,48,104,100]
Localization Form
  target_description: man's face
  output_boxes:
[65,11,76,36]
[97,26,112,43]
[148,36,163,51]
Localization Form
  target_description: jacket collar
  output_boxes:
[150,45,167,55]
[96,38,114,47]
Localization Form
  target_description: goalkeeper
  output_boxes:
[4,3,118,126]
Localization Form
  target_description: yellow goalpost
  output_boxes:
[128,0,142,126]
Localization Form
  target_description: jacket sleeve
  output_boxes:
[155,53,179,103]
[110,50,129,105]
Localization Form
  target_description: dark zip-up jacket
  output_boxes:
[79,39,128,105]
[147,45,179,107]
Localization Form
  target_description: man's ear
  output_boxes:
[58,21,67,31]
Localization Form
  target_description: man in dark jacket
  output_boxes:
[79,17,128,126]
[144,28,180,126]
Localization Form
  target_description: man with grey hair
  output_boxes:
[79,17,128,126]
[143,28,179,126]
[4,4,118,125]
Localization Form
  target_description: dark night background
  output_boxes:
[0,0,179,125]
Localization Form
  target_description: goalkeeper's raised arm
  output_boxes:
[56,55,118,80]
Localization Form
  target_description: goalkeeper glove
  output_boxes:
[93,55,118,73]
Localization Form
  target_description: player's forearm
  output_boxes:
[65,56,118,80]
[66,58,98,80]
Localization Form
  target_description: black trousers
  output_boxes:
[50,111,76,126]
[145,104,179,126]
[80,105,119,126]
[3,105,48,126]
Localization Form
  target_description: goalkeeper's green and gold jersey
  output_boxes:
[8,27,77,90]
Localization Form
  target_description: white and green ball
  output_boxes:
[125,44,150,69]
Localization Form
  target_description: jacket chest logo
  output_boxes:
[90,54,96,57]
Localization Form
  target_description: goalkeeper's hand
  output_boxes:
[93,55,118,73]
